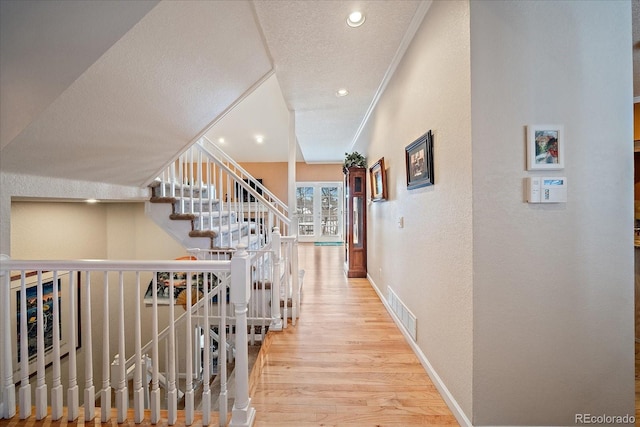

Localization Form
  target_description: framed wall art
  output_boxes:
[527,124,564,170]
[10,270,81,377]
[369,157,387,201]
[405,130,434,189]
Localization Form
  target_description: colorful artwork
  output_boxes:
[16,279,61,363]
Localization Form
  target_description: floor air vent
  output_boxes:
[387,287,417,342]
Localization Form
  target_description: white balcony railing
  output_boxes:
[0,245,282,426]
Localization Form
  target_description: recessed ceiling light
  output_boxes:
[218,137,225,144]
[347,11,365,27]
[255,135,264,143]
[336,88,349,97]
[86,199,98,204]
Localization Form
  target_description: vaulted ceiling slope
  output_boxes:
[0,1,272,187]
[1,0,428,188]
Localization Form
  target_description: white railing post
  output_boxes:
[270,229,283,332]
[229,246,256,427]
[0,255,16,419]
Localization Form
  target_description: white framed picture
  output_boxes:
[527,124,564,170]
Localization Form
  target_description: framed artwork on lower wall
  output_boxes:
[10,270,81,377]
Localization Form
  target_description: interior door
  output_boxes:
[295,182,343,243]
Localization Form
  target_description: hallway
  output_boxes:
[251,243,459,426]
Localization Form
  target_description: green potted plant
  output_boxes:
[343,151,366,173]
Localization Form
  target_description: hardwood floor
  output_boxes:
[6,243,458,426]
[636,341,640,422]
[251,243,459,426]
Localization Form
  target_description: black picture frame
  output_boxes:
[405,130,434,189]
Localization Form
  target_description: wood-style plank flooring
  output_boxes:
[251,243,459,426]
[6,243,458,427]
[636,341,640,422]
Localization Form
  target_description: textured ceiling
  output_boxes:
[0,0,159,150]
[0,0,431,187]
[253,0,423,163]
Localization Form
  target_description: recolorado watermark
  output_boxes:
[575,413,635,424]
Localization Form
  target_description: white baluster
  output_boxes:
[143,355,151,409]
[185,274,194,425]
[0,255,16,419]
[201,272,211,426]
[198,150,204,231]
[150,273,161,424]
[18,272,31,420]
[116,272,128,423]
[189,148,195,214]
[35,271,47,420]
[270,229,283,331]
[280,243,287,327]
[67,272,79,421]
[50,270,63,420]
[101,272,111,422]
[133,272,144,423]
[83,272,95,421]
[218,274,228,426]
[167,274,177,425]
[229,246,256,427]
[292,239,300,325]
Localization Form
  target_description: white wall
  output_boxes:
[470,1,633,425]
[10,200,187,404]
[361,0,473,419]
[0,171,149,255]
[361,0,633,425]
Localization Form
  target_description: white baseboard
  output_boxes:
[367,273,473,427]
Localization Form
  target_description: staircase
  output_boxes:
[145,136,291,256]
[0,137,300,426]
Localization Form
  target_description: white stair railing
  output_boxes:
[0,255,255,426]
[151,137,291,250]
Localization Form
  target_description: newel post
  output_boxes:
[229,246,256,427]
[270,228,283,331]
[0,255,16,419]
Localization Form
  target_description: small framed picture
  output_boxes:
[527,125,564,170]
[369,157,387,202]
[405,130,434,189]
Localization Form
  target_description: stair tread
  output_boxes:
[189,223,247,238]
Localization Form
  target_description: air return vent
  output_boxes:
[387,287,417,342]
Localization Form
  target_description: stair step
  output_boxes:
[175,199,222,213]
[150,182,214,199]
